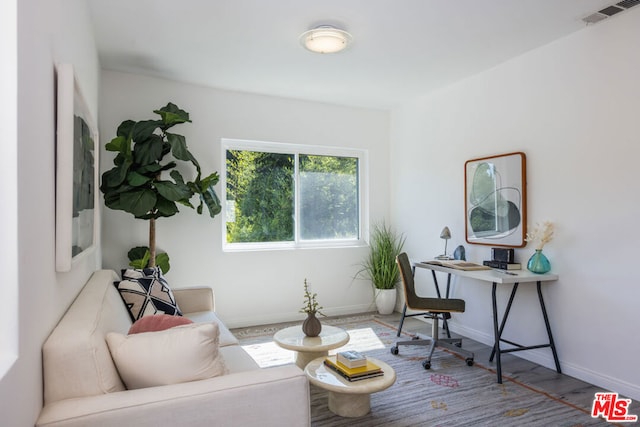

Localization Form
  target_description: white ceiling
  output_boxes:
[87,0,619,110]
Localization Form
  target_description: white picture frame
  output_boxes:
[55,63,99,272]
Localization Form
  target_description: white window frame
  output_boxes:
[221,138,369,252]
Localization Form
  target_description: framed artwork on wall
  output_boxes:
[55,63,99,272]
[464,152,526,247]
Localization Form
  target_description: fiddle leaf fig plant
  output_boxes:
[100,103,222,271]
[127,246,170,274]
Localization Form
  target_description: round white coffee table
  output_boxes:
[304,356,396,417]
[273,325,350,369]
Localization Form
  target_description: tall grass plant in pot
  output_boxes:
[357,222,406,314]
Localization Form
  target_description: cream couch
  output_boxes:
[36,270,310,427]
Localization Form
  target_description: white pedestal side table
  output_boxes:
[304,356,396,417]
[273,324,350,369]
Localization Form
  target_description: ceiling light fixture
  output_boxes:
[300,25,352,54]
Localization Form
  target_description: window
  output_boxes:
[222,139,367,250]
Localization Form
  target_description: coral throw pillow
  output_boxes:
[129,314,193,335]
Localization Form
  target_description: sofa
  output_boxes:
[36,270,310,427]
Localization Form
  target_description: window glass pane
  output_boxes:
[299,155,359,240]
[226,150,294,243]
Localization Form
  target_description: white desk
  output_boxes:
[414,262,560,384]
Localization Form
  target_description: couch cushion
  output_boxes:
[115,267,182,321]
[106,322,228,390]
[219,345,260,373]
[129,314,194,334]
[184,311,239,346]
[42,270,131,404]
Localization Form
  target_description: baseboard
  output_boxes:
[224,303,374,329]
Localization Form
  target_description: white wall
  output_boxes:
[0,0,18,382]
[0,1,101,425]
[99,71,390,327]
[390,9,640,400]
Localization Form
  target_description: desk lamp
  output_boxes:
[435,226,453,260]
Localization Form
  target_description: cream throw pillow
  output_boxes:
[106,322,228,390]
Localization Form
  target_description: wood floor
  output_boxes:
[375,311,640,416]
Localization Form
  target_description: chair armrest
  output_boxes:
[37,365,310,427]
[172,286,215,312]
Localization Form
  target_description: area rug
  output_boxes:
[231,315,612,427]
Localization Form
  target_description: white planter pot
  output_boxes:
[375,288,397,315]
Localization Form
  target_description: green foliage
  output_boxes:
[225,150,359,243]
[299,154,358,239]
[100,103,221,267]
[226,150,294,242]
[127,246,170,274]
[100,103,221,220]
[357,222,406,289]
[300,279,324,315]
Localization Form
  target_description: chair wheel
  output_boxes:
[390,346,399,355]
[466,358,474,366]
[422,360,431,370]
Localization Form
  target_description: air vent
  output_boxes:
[599,5,624,16]
[583,0,639,24]
[617,0,640,9]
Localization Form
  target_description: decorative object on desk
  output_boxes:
[300,279,323,337]
[465,152,527,247]
[337,350,367,369]
[527,250,551,274]
[525,221,554,274]
[99,103,222,274]
[453,245,466,260]
[356,221,406,315]
[435,226,453,260]
[483,260,521,270]
[423,259,490,271]
[491,247,515,263]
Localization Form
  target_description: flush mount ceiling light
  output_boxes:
[300,25,352,54]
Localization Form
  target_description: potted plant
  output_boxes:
[100,103,221,273]
[300,279,324,337]
[357,222,406,314]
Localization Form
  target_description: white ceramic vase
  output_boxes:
[375,288,397,315]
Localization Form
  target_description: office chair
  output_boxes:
[390,252,474,369]
[395,245,467,339]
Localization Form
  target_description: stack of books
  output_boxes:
[324,351,383,382]
[482,260,521,270]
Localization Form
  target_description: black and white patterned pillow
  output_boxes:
[115,267,182,322]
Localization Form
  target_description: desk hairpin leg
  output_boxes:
[430,271,452,339]
[491,283,503,383]
[537,281,562,373]
[490,280,561,384]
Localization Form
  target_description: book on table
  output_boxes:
[336,350,367,368]
[482,260,522,270]
[422,259,490,271]
[324,356,383,381]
